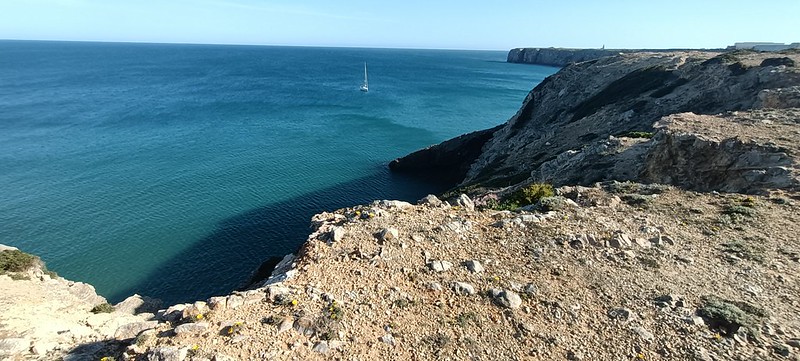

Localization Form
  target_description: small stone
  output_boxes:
[377,228,399,243]
[456,194,475,211]
[428,260,453,272]
[380,334,396,346]
[774,344,792,357]
[632,326,654,342]
[114,294,163,315]
[425,282,443,292]
[266,286,291,303]
[330,227,345,242]
[607,308,634,322]
[147,346,188,361]
[207,296,227,310]
[787,339,800,348]
[494,290,522,309]
[634,238,652,248]
[452,282,476,295]
[685,316,705,327]
[31,341,59,356]
[277,317,294,334]
[115,321,158,340]
[312,341,330,354]
[418,194,442,207]
[661,235,676,245]
[609,232,632,248]
[464,260,485,273]
[523,283,538,296]
[212,353,237,361]
[329,340,345,350]
[294,317,315,336]
[226,294,244,309]
[174,322,210,335]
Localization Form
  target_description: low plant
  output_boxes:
[722,239,765,263]
[91,303,115,314]
[221,322,243,337]
[0,249,37,275]
[621,194,652,207]
[492,183,555,210]
[536,196,569,212]
[698,296,766,337]
[455,311,478,327]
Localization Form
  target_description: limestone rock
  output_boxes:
[147,346,188,361]
[330,227,345,242]
[428,260,453,273]
[115,321,158,340]
[456,194,475,211]
[464,260,485,273]
[493,290,522,309]
[609,233,632,249]
[377,228,399,243]
[418,194,442,207]
[632,326,655,342]
[452,282,476,295]
[312,341,330,353]
[174,322,210,335]
[114,294,162,315]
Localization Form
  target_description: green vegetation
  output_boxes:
[455,311,478,327]
[620,194,652,207]
[721,239,765,263]
[91,302,115,314]
[537,196,569,212]
[0,249,37,275]
[698,296,766,337]
[492,183,555,210]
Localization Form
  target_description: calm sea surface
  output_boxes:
[0,41,557,304]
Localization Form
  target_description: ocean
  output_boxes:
[0,40,558,305]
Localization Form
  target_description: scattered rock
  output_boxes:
[774,343,792,357]
[115,321,158,340]
[146,346,188,361]
[418,194,442,207]
[607,308,634,322]
[174,322,210,335]
[277,317,294,334]
[493,290,522,309]
[456,194,475,211]
[113,294,163,315]
[226,294,244,309]
[425,282,443,292]
[207,296,227,310]
[428,260,453,273]
[377,228,399,243]
[609,232,632,248]
[452,282,476,295]
[631,326,655,342]
[464,260,485,273]
[380,334,396,346]
[312,341,330,354]
[330,227,345,242]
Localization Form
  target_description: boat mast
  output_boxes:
[364,62,368,88]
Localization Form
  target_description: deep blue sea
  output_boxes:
[0,40,558,304]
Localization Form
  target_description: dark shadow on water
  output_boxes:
[109,165,451,305]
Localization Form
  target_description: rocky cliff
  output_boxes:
[395,50,800,194]
[3,50,800,361]
[507,47,723,67]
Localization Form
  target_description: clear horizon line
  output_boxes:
[0,37,514,52]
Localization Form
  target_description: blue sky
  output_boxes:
[1,0,798,50]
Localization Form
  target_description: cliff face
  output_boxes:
[507,47,623,66]
[394,51,800,193]
[506,47,724,67]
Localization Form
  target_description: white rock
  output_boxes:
[428,260,453,272]
[452,282,476,295]
[115,321,158,340]
[312,341,330,353]
[609,232,632,248]
[495,290,522,309]
[277,317,294,334]
[464,260,485,273]
[425,282,443,292]
[632,326,655,342]
[377,228,399,243]
[456,194,475,211]
[331,227,345,242]
[174,322,210,335]
[418,194,442,207]
[207,296,227,310]
[147,346,188,361]
[226,294,244,309]
[380,333,396,346]
[114,294,162,315]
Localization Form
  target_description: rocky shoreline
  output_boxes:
[506,47,724,67]
[2,49,800,360]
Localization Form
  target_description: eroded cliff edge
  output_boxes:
[507,47,722,67]
[393,50,800,194]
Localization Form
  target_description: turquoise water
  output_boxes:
[0,41,558,304]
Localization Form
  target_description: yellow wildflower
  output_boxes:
[637,353,645,360]
[195,313,204,320]
[291,299,298,306]
[191,344,199,351]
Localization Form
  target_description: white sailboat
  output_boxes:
[360,62,369,92]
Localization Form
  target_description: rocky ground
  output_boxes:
[99,183,797,361]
